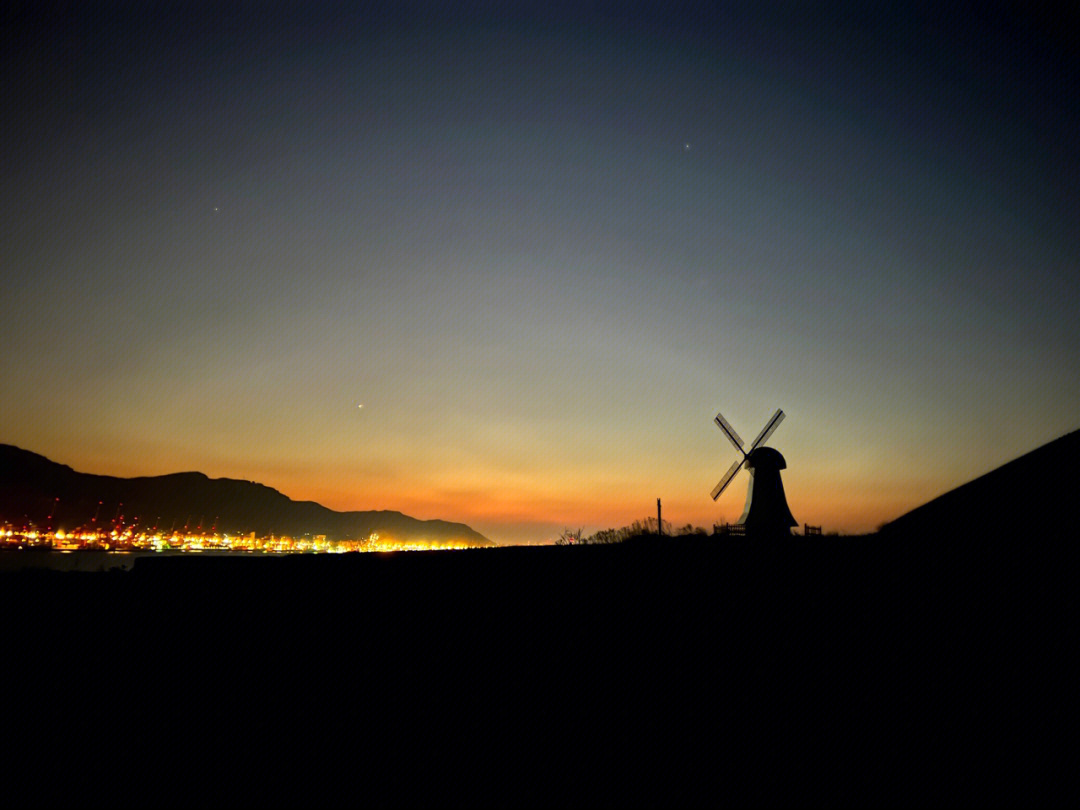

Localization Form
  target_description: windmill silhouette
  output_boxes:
[711,409,797,536]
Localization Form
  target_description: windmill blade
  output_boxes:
[747,408,785,453]
[714,412,745,454]
[710,459,744,501]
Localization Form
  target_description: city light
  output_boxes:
[0,526,482,554]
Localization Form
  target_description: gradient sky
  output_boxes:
[3,2,1078,544]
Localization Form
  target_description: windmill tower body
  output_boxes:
[711,409,797,537]
[737,447,797,536]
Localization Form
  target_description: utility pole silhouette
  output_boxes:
[657,498,662,536]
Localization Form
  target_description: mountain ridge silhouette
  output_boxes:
[880,428,1078,537]
[0,443,492,546]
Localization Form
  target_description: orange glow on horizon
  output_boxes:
[283,470,936,542]
[10,433,986,546]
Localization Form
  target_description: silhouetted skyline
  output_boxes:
[3,3,1077,543]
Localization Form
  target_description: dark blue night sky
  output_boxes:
[3,2,1077,542]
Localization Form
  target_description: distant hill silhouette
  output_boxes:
[0,444,492,546]
[880,428,1078,538]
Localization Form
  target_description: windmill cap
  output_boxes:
[745,446,786,470]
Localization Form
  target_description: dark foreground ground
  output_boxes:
[1,533,1072,807]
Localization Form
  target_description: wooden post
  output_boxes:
[657,498,662,536]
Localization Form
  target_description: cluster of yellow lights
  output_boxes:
[0,528,479,553]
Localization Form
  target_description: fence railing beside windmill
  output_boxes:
[713,522,746,536]
[713,522,823,536]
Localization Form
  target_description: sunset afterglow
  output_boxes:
[3,4,1077,544]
